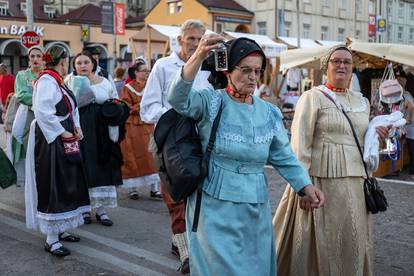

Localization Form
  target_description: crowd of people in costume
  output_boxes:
[2,18,411,276]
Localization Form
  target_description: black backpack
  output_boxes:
[153,105,222,231]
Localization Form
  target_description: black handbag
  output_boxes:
[154,103,222,231]
[320,90,388,214]
[0,148,16,189]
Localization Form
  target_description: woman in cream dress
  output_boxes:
[273,45,388,276]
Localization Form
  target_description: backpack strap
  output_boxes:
[191,101,223,232]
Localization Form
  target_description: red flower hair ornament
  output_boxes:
[42,53,52,63]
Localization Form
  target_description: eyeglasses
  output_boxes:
[234,66,264,76]
[138,69,150,73]
[329,59,352,66]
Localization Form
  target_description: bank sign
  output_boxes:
[0,25,44,36]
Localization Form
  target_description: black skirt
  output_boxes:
[79,103,123,188]
[34,123,90,214]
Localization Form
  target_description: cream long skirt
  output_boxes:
[273,176,373,276]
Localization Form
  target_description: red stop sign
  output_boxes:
[21,31,40,48]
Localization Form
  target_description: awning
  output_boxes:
[223,31,287,58]
[280,46,331,70]
[316,40,343,47]
[277,36,321,49]
[348,38,414,67]
[130,24,215,54]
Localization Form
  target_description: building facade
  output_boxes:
[49,0,158,18]
[0,1,135,74]
[145,0,253,33]
[236,0,414,45]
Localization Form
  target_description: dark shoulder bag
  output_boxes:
[321,91,388,214]
[154,103,222,231]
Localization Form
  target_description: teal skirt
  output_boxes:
[186,190,276,276]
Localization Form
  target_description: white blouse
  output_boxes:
[33,74,80,144]
[90,77,118,104]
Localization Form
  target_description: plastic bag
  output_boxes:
[11,104,28,144]
[65,75,95,108]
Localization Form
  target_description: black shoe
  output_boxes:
[179,258,190,274]
[95,213,113,227]
[83,212,92,224]
[44,241,70,257]
[171,243,180,259]
[150,191,162,200]
[59,233,80,242]
[129,191,139,200]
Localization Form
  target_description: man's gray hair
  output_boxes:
[180,19,206,36]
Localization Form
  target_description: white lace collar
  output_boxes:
[126,83,143,97]
[316,85,367,113]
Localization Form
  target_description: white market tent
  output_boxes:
[129,24,215,61]
[277,36,321,49]
[316,40,343,47]
[279,45,331,71]
[348,38,414,68]
[223,31,287,58]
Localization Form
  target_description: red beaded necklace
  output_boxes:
[226,85,251,100]
[325,83,347,93]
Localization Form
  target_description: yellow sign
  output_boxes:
[81,25,90,42]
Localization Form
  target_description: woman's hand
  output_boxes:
[61,131,74,139]
[194,34,225,61]
[299,185,325,211]
[376,125,390,147]
[182,34,225,82]
[75,127,83,140]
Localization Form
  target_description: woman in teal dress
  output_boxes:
[167,36,325,275]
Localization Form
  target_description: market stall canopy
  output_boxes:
[348,38,414,67]
[316,40,343,47]
[277,36,321,49]
[223,31,287,57]
[280,45,331,71]
[130,24,215,53]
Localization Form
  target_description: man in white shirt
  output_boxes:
[140,19,212,274]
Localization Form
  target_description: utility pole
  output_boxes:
[353,0,357,37]
[112,0,117,76]
[27,0,33,31]
[296,0,300,48]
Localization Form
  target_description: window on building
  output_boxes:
[398,3,404,18]
[338,0,345,10]
[303,0,311,4]
[0,1,8,16]
[285,21,291,37]
[176,1,182,13]
[388,2,392,18]
[410,28,414,42]
[44,5,55,18]
[398,26,404,41]
[387,25,392,40]
[356,29,361,39]
[257,21,267,35]
[168,2,175,14]
[303,23,310,38]
[321,26,328,40]
[410,4,414,19]
[356,0,361,14]
[368,0,376,14]
[216,22,223,33]
[338,28,345,42]
[321,0,329,7]
[20,2,26,15]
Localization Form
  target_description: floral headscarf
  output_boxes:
[320,44,353,73]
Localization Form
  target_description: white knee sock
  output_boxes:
[96,206,109,220]
[151,182,160,192]
[46,234,61,251]
[174,232,189,262]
